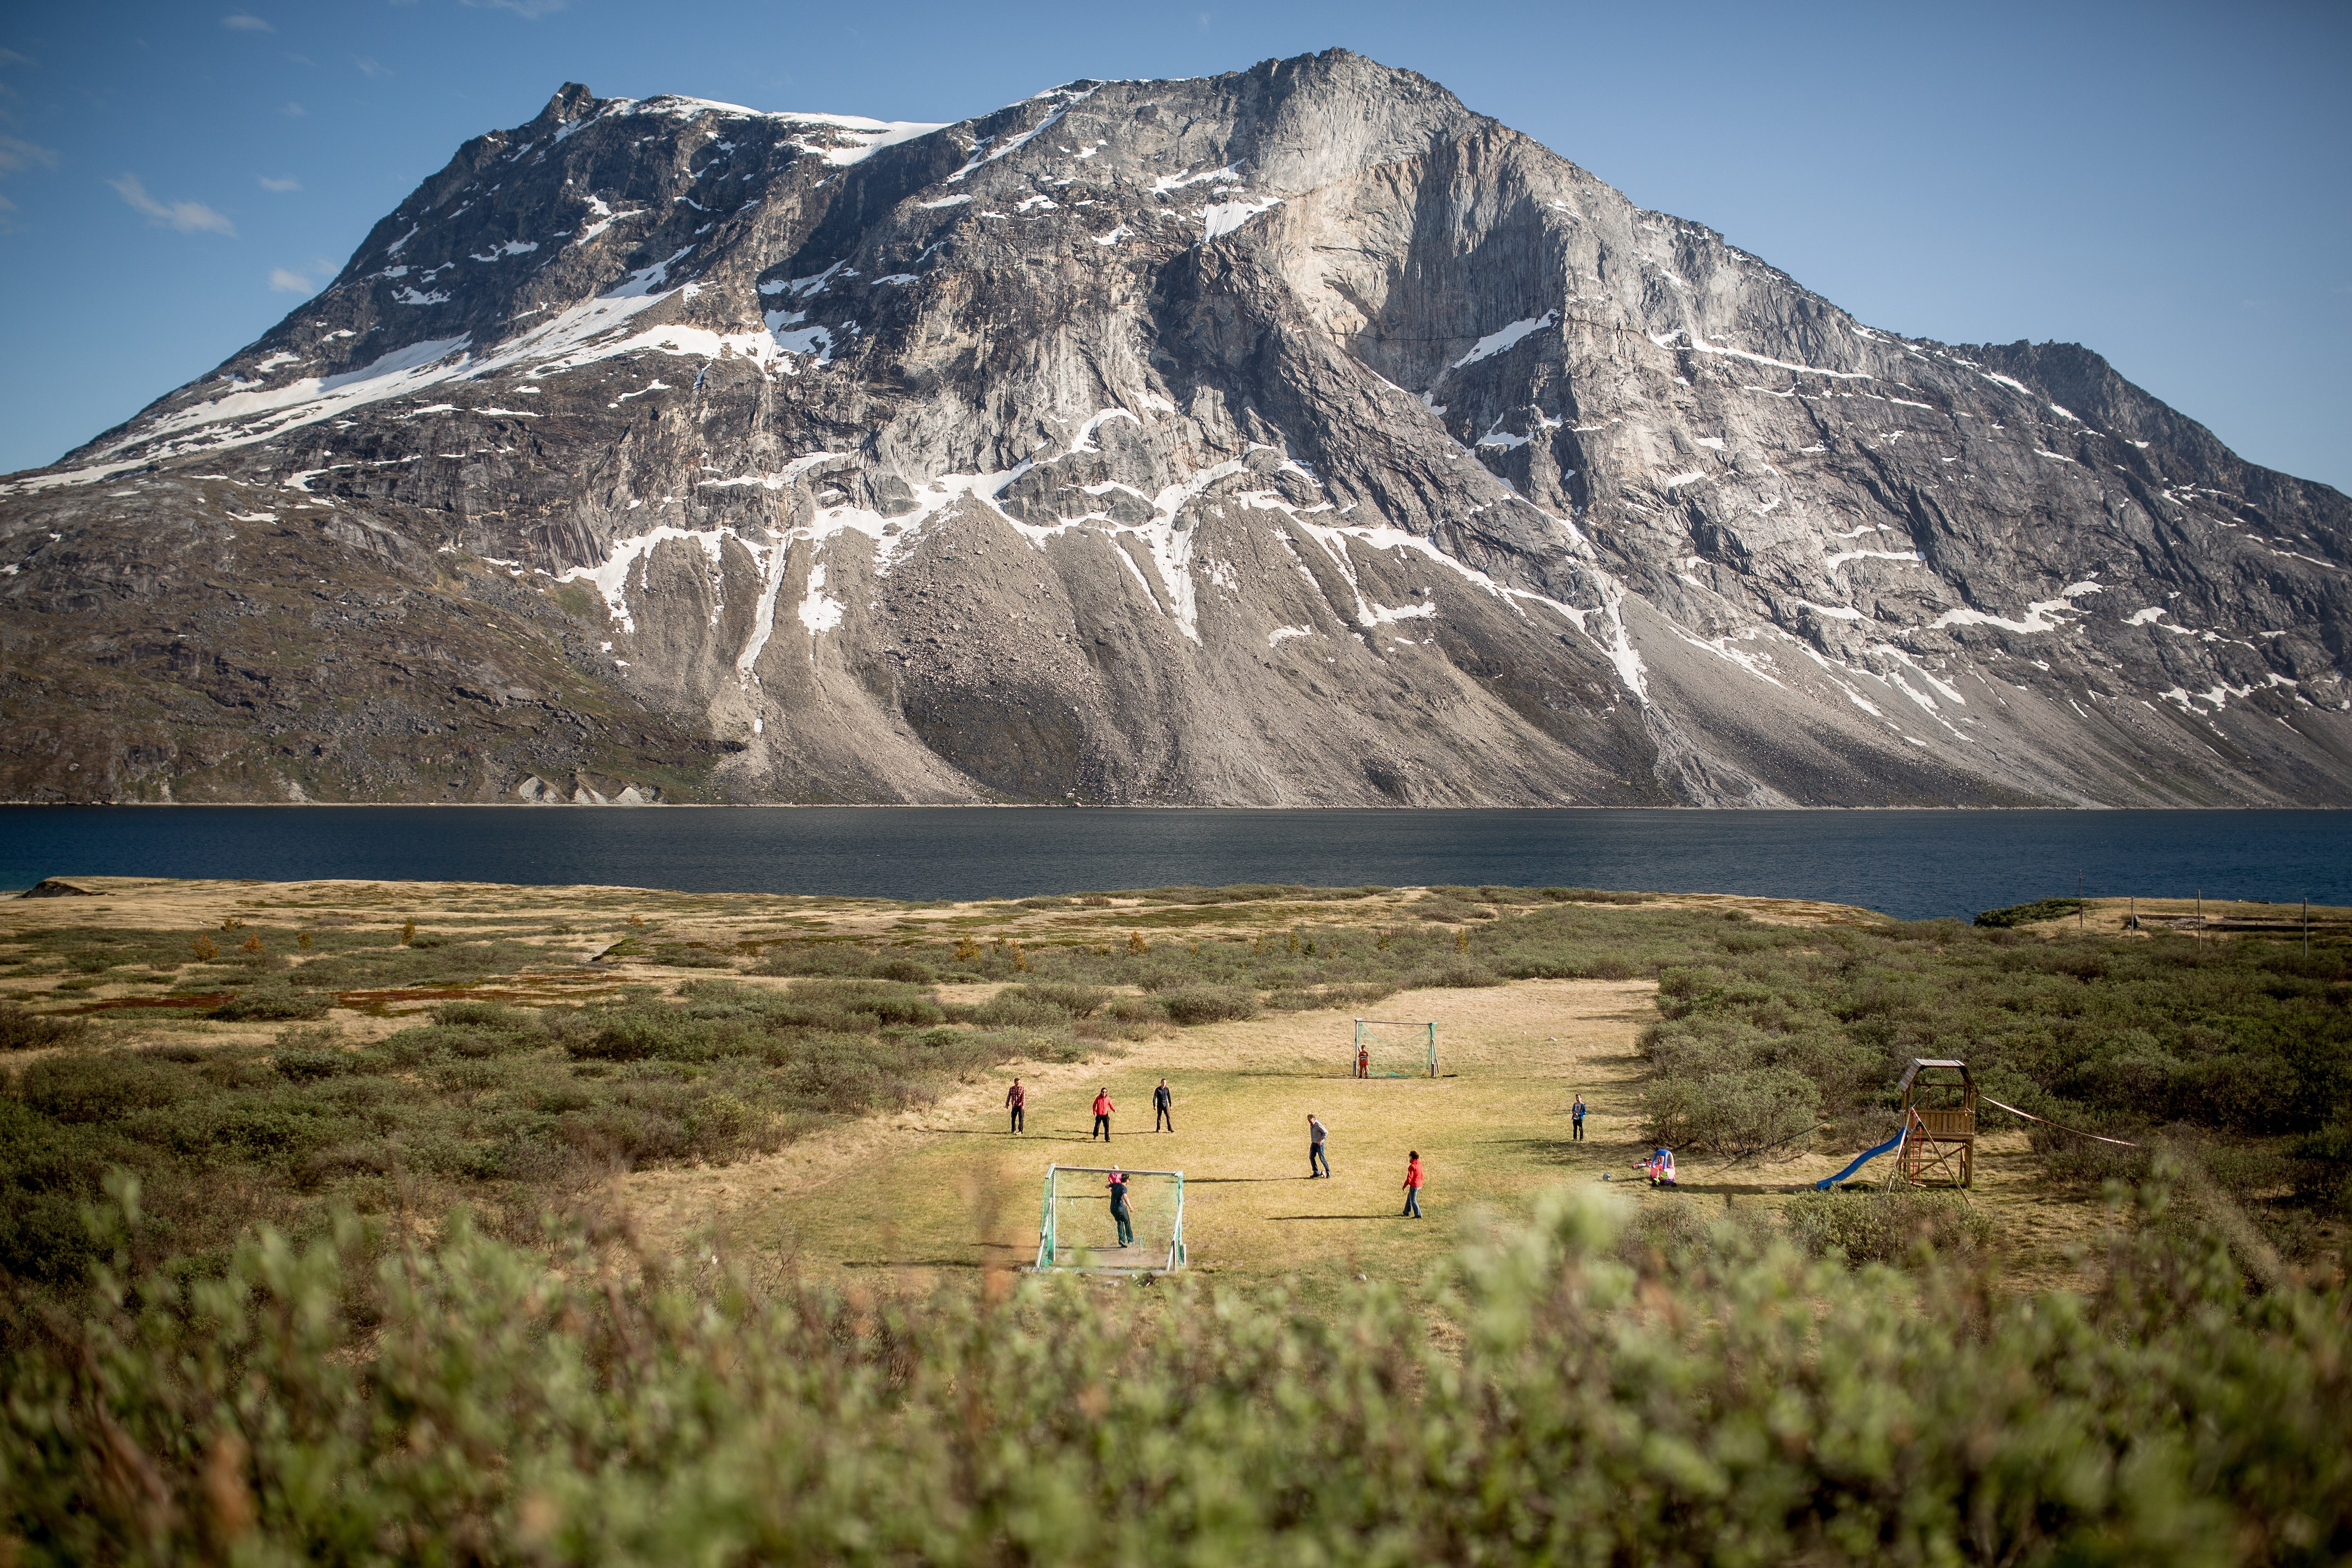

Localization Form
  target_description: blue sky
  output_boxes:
[2,0,2346,490]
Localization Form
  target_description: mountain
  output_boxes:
[5,50,2348,807]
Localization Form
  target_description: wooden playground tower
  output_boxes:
[1897,1058,1977,1188]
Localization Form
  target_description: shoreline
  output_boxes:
[2,802,2346,813]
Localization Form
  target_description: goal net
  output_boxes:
[1352,1018,1438,1078]
[1033,1165,1186,1274]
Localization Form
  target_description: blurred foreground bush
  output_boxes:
[3,1169,2346,1567]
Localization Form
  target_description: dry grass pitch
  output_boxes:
[1,875,2163,1298]
[622,978,2105,1295]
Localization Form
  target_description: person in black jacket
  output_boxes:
[1152,1078,1174,1132]
[1107,1167,1134,1248]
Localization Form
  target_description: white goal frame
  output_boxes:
[1352,1018,1439,1078]
[1032,1165,1187,1274]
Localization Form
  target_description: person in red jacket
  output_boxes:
[1004,1077,1026,1134]
[1091,1087,1115,1141]
[1402,1151,1424,1218]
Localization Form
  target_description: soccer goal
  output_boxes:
[1032,1165,1187,1274]
[1352,1018,1439,1078]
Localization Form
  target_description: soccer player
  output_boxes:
[1355,1045,1370,1079]
[1308,1114,1331,1178]
[1153,1078,1174,1131]
[1402,1151,1424,1218]
[1107,1167,1133,1247]
[1005,1077,1027,1134]
[1570,1093,1586,1142]
[1092,1087,1115,1141]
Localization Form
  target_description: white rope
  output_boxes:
[1981,1095,2142,1148]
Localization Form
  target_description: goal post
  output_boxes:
[1353,1018,1438,1078]
[1032,1165,1186,1274]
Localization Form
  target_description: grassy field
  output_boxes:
[7,877,2350,1565]
[627,979,1658,1290]
[621,976,2112,1297]
[8,873,2303,1301]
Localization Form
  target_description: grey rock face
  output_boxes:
[4,49,2347,805]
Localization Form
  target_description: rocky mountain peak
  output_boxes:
[3,50,2346,806]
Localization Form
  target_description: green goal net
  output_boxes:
[1033,1165,1186,1274]
[1352,1018,1438,1078]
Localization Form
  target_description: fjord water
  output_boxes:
[3,808,2347,921]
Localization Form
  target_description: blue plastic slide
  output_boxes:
[1813,1132,1904,1191]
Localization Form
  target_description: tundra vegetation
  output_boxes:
[0,880,2346,1563]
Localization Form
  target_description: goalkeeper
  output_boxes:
[1107,1167,1134,1248]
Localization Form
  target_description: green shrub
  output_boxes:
[432,1000,535,1031]
[0,1004,88,1053]
[1265,982,1399,1012]
[1159,986,1261,1025]
[1643,1065,1819,1154]
[970,990,1066,1029]
[1974,897,2086,928]
[18,1053,184,1123]
[782,979,945,1028]
[2289,1119,2352,1209]
[3,1176,2342,1567]
[208,984,329,1022]
[564,1009,759,1064]
[748,943,880,978]
[1783,1188,1995,1263]
[272,1047,350,1082]
[1120,882,1310,905]
[653,944,737,969]
[1402,961,1503,989]
[1535,886,1653,905]
[974,983,1108,1026]
[0,1099,105,1285]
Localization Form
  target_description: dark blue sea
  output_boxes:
[4,808,2348,922]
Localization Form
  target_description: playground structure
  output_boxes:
[1032,1165,1187,1274]
[1814,1058,1978,1191]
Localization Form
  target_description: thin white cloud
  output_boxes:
[221,13,274,31]
[109,173,236,235]
[0,49,35,68]
[353,55,390,78]
[269,267,313,293]
[0,137,51,229]
[258,174,300,192]
[0,136,58,172]
[282,100,307,117]
[460,0,569,17]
